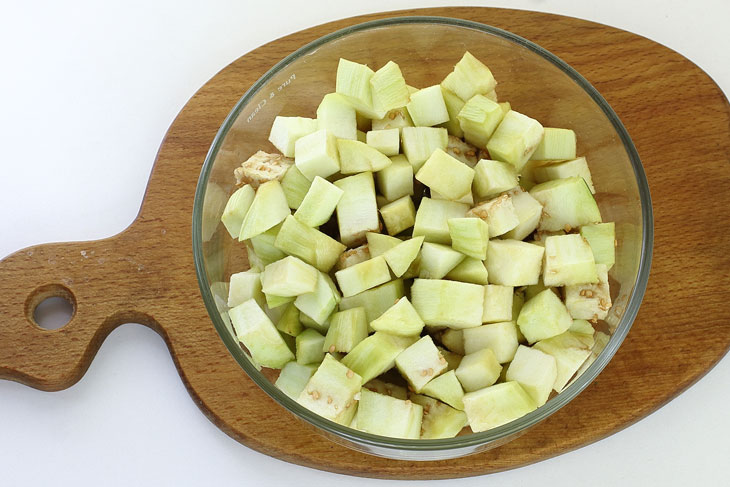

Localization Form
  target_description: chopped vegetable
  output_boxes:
[218,52,617,439]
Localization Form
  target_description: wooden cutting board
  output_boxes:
[1,7,729,479]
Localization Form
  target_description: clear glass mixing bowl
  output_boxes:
[193,16,653,461]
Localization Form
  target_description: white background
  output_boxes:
[1,1,729,485]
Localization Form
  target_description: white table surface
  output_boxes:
[1,1,728,485]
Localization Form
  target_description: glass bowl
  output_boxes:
[193,16,653,461]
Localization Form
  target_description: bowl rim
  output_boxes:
[192,15,654,453]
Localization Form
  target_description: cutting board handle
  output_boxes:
[0,224,164,391]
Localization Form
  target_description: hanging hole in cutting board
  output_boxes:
[25,283,76,330]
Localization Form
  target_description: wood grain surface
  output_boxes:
[1,7,729,479]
